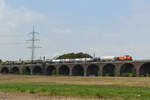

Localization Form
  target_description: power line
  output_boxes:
[27,26,41,61]
[0,42,25,45]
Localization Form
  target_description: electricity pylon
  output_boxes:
[27,26,41,62]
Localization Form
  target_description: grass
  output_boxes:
[0,75,150,100]
[1,75,150,86]
[0,82,150,99]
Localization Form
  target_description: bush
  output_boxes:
[20,89,26,93]
[140,75,144,77]
[105,74,110,77]
[122,73,135,77]
[98,71,101,76]
[0,62,6,66]
[51,70,56,76]
[21,64,26,74]
[35,73,41,75]
[113,69,117,76]
[29,90,36,94]
[146,74,150,77]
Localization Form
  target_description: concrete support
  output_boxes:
[98,65,102,76]
[42,64,47,75]
[69,67,72,76]
[135,63,142,77]
[56,66,59,75]
[136,68,140,77]
[43,68,47,75]
[84,65,88,76]
[30,69,33,75]
[19,67,22,74]
[115,64,121,76]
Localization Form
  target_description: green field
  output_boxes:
[0,75,150,100]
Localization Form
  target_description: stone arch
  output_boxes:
[87,64,99,76]
[120,63,136,76]
[72,65,84,76]
[33,66,42,75]
[1,67,9,74]
[102,64,116,76]
[59,65,69,76]
[140,63,150,76]
[46,66,56,75]
[11,67,20,74]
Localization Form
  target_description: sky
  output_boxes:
[0,0,150,60]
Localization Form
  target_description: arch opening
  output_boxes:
[140,63,150,76]
[103,64,116,76]
[46,66,56,75]
[59,65,69,76]
[11,67,19,74]
[1,67,9,74]
[72,65,84,76]
[33,66,42,75]
[120,63,136,77]
[87,64,99,76]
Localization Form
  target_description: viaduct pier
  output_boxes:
[1,60,150,76]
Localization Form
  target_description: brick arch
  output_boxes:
[11,67,20,74]
[33,66,43,75]
[87,64,99,76]
[102,64,116,76]
[59,65,69,76]
[120,63,136,76]
[72,64,84,76]
[1,67,9,74]
[139,63,150,76]
[46,65,56,75]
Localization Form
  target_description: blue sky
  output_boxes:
[1,0,150,60]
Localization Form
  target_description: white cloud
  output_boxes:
[0,0,46,33]
[0,0,47,60]
[99,0,150,59]
[1,0,150,60]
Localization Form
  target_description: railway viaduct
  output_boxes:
[1,60,150,76]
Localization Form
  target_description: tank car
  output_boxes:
[100,56,115,62]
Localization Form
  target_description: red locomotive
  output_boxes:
[115,55,132,61]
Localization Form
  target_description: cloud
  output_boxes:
[0,0,5,8]
[68,0,150,59]
[0,1,45,33]
[0,0,47,60]
[101,0,150,59]
[1,0,150,60]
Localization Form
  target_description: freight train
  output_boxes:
[45,55,133,63]
[5,55,132,65]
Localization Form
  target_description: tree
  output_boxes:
[21,64,26,74]
[0,60,6,66]
[0,59,2,63]
[56,52,92,59]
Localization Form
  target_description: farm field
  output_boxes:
[0,75,150,100]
